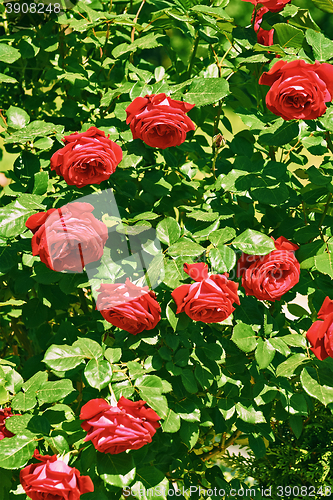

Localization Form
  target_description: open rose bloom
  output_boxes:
[25,202,108,272]
[237,236,300,302]
[96,278,161,334]
[306,297,333,360]
[259,59,333,120]
[50,126,122,188]
[253,7,274,46]
[125,93,195,149]
[172,262,240,323]
[80,397,160,454]
[20,450,94,500]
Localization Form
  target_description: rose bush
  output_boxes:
[0,0,333,495]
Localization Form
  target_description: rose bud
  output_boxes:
[80,397,160,454]
[20,449,94,500]
[237,236,300,302]
[96,278,161,335]
[125,93,195,149]
[306,296,333,360]
[259,60,333,121]
[171,262,240,323]
[50,126,122,188]
[25,202,108,272]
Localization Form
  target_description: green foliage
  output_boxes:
[0,0,332,496]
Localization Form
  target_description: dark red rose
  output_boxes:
[0,407,15,440]
[125,93,195,149]
[242,0,290,12]
[20,449,94,500]
[237,236,300,302]
[306,297,333,360]
[171,262,240,324]
[50,126,122,188]
[80,397,160,454]
[259,60,333,120]
[25,202,108,272]
[252,7,274,46]
[96,278,161,335]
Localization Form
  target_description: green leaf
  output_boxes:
[5,120,64,144]
[104,348,122,363]
[233,229,275,255]
[0,206,35,238]
[0,386,9,405]
[259,119,299,147]
[209,227,236,246]
[185,77,229,107]
[194,364,214,389]
[314,252,333,278]
[6,106,30,129]
[73,338,103,360]
[37,380,74,405]
[0,44,20,64]
[84,359,113,391]
[235,403,266,424]
[179,421,199,449]
[187,211,219,222]
[156,218,181,246]
[21,299,49,328]
[33,171,49,195]
[11,390,37,411]
[273,23,304,48]
[276,354,307,378]
[34,137,54,150]
[254,385,278,406]
[166,300,178,331]
[168,238,204,257]
[268,337,291,356]
[301,367,333,405]
[135,375,168,418]
[255,339,275,370]
[43,345,85,372]
[248,435,266,458]
[279,334,307,348]
[0,434,36,469]
[161,409,181,433]
[181,369,198,393]
[135,467,165,488]
[6,415,50,436]
[310,0,333,13]
[305,29,333,61]
[231,323,258,352]
[112,33,163,58]
[0,73,17,83]
[209,246,236,273]
[97,452,136,487]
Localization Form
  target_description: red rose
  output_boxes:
[259,59,333,120]
[0,407,15,440]
[306,297,333,360]
[125,93,195,149]
[80,397,160,454]
[253,7,274,46]
[237,236,300,302]
[96,278,161,335]
[20,449,94,500]
[50,126,122,188]
[25,202,108,272]
[171,262,240,323]
[242,0,290,12]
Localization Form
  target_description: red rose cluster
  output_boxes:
[80,397,160,454]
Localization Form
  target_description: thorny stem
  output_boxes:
[283,139,301,163]
[302,201,308,225]
[131,0,146,43]
[201,430,242,462]
[187,32,200,80]
[318,192,333,230]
